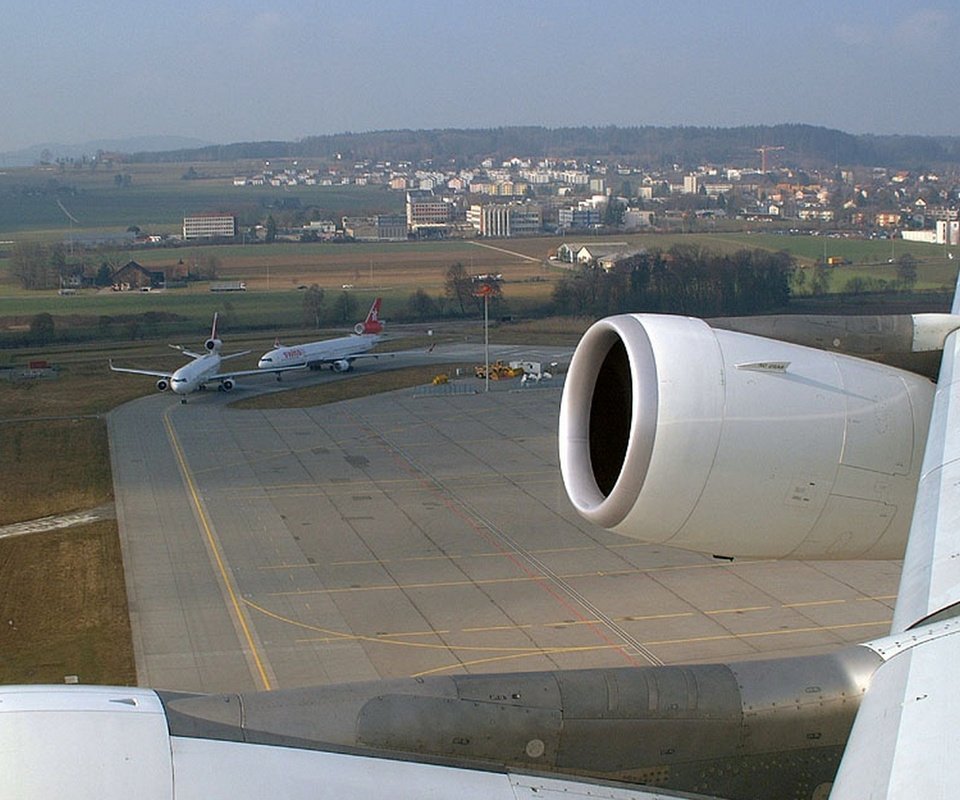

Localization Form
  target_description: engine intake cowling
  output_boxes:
[559,314,934,559]
[156,378,169,392]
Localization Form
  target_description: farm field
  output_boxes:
[0,160,400,237]
[2,232,956,318]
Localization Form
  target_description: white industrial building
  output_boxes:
[182,214,237,240]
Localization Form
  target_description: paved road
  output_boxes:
[109,344,901,694]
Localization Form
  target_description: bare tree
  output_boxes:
[444,262,472,315]
[302,285,326,329]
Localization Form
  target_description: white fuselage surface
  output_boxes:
[258,333,381,371]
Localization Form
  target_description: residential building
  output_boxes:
[875,212,901,227]
[575,244,630,265]
[111,260,165,291]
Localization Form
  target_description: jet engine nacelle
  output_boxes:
[204,337,222,352]
[220,378,235,392]
[332,359,352,373]
[559,314,934,559]
[156,378,169,392]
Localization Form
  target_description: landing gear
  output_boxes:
[180,397,187,404]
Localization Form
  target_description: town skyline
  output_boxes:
[2,1,959,155]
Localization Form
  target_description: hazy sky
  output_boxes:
[3,1,959,152]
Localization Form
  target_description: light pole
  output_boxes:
[474,283,494,393]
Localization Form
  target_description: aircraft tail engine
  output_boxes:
[558,314,934,559]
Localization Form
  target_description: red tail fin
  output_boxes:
[359,298,383,334]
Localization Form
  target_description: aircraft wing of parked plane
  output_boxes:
[109,313,298,402]
[258,297,391,373]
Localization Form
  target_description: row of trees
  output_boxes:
[300,264,508,329]
[551,246,794,319]
[129,124,960,170]
[300,286,362,328]
[399,249,793,325]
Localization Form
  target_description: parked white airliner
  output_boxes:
[109,313,295,402]
[258,297,387,373]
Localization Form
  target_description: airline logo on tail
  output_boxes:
[355,298,384,335]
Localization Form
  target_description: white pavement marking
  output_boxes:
[0,510,105,540]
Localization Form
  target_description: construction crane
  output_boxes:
[755,145,784,172]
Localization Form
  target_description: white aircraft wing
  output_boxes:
[830,282,960,798]
[108,360,171,379]
[1,686,686,800]
[198,363,306,386]
[310,351,395,364]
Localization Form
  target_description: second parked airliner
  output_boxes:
[258,297,388,374]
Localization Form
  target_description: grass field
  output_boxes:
[1,233,956,341]
[0,415,135,685]
[0,521,135,685]
[0,161,400,236]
